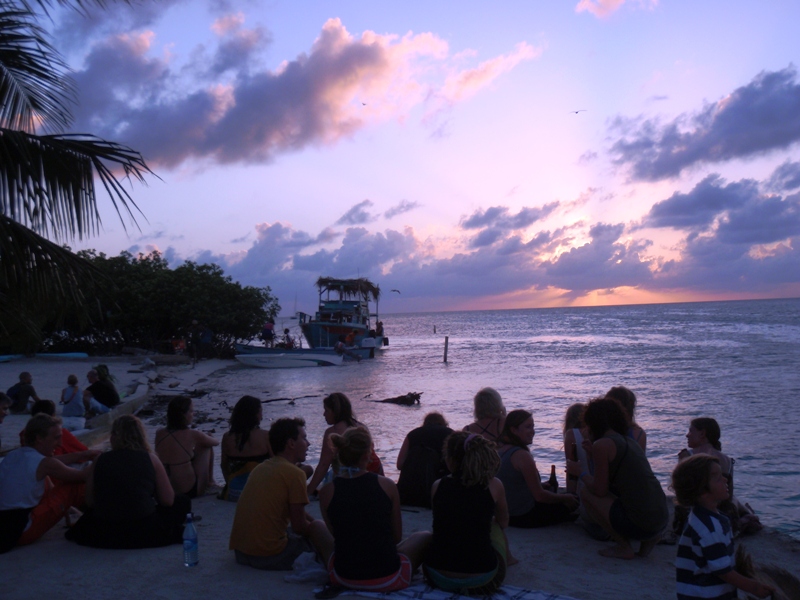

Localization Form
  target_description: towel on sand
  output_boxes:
[315,581,580,600]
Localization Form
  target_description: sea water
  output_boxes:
[204,298,800,538]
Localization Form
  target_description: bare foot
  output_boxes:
[65,506,83,527]
[636,534,661,557]
[507,554,520,566]
[599,543,635,559]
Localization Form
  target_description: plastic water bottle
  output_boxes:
[183,513,198,567]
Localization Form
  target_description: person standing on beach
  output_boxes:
[82,369,120,415]
[229,417,333,570]
[6,372,44,414]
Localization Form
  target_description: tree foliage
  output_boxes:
[1,0,155,346]
[37,250,280,356]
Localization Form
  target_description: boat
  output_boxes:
[235,343,372,361]
[234,349,344,369]
[298,277,388,353]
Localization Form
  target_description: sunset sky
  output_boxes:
[55,0,800,314]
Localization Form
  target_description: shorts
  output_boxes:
[423,521,507,596]
[609,499,660,541]
[235,532,312,571]
[328,553,412,592]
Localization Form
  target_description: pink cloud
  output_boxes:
[575,0,657,18]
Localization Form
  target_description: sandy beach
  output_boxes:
[2,357,799,600]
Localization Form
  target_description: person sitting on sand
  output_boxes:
[424,431,510,595]
[320,427,430,592]
[155,396,220,498]
[396,412,453,508]
[60,374,85,431]
[82,369,120,416]
[672,454,773,599]
[566,397,668,559]
[676,417,761,537]
[229,417,333,571]
[7,371,44,414]
[0,414,98,553]
[496,409,578,528]
[220,396,273,501]
[307,393,382,495]
[563,402,610,541]
[20,400,90,458]
[66,415,190,549]
[605,386,646,453]
[463,387,507,443]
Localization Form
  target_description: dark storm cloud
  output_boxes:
[611,67,800,180]
[643,174,800,246]
[384,200,420,219]
[336,200,376,225]
[461,203,559,230]
[69,19,397,168]
[543,223,653,293]
[642,175,756,230]
[767,160,800,192]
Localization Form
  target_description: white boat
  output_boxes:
[235,351,343,369]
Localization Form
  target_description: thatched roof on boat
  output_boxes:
[314,277,381,301]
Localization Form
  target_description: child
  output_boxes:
[672,454,773,599]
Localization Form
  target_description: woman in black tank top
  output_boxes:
[424,431,511,596]
[319,427,430,592]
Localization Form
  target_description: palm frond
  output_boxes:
[0,213,100,338]
[0,128,155,239]
[0,3,74,132]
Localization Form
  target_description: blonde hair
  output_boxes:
[473,387,506,420]
[110,415,151,452]
[24,414,61,447]
[330,427,372,468]
[445,431,499,488]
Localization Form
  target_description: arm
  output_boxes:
[718,570,773,598]
[55,449,102,465]
[512,450,576,508]
[396,435,410,470]
[564,429,577,493]
[150,453,176,507]
[489,478,510,529]
[318,482,334,534]
[290,503,314,536]
[307,429,335,494]
[192,430,220,448]
[37,457,91,483]
[637,427,647,453]
[574,438,614,497]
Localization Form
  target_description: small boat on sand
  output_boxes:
[235,350,343,369]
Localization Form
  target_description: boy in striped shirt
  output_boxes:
[672,454,772,599]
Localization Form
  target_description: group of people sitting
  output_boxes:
[0,384,772,598]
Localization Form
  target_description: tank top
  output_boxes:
[606,432,668,532]
[327,473,400,580]
[497,446,535,517]
[0,447,46,510]
[92,449,157,521]
[427,476,498,573]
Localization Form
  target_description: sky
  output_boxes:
[46,0,800,315]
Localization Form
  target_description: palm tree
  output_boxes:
[0,0,154,348]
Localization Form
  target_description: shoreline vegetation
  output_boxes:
[2,356,799,600]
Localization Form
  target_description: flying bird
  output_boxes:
[390,289,401,294]
[571,109,587,114]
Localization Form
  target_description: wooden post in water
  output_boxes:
[443,336,449,363]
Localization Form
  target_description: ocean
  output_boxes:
[204,297,800,539]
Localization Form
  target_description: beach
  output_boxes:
[2,355,800,600]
